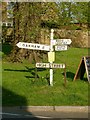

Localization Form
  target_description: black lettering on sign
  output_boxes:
[26,44,28,47]
[42,46,45,50]
[43,64,46,67]
[58,65,60,68]
[34,45,36,48]
[54,64,57,68]
[22,44,25,47]
[49,63,52,68]
[37,63,42,67]
[57,64,60,68]
[37,45,40,48]
[31,45,34,47]
[38,63,40,66]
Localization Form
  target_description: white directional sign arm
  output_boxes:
[16,42,50,51]
[52,39,72,45]
[59,39,72,45]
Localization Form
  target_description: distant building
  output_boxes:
[2,2,16,43]
[2,2,15,27]
[2,21,13,27]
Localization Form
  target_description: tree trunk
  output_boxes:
[9,2,42,63]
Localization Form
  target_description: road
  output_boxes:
[0,106,89,120]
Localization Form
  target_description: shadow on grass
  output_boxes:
[4,68,34,73]
[36,68,47,71]
[4,66,46,73]
[25,71,39,78]
[63,72,88,82]
[2,86,41,119]
[2,87,27,106]
[4,66,34,73]
[62,72,75,81]
[25,72,50,85]
[66,72,75,80]
[4,66,49,84]
[82,78,88,82]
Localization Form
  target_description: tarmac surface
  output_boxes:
[1,106,89,120]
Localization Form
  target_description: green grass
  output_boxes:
[2,47,89,106]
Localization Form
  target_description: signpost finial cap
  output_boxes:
[51,29,54,33]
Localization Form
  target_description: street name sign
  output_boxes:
[36,63,65,69]
[16,42,50,51]
[55,45,67,51]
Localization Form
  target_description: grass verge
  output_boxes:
[2,47,89,106]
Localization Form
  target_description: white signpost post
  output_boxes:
[49,29,54,86]
[16,29,72,86]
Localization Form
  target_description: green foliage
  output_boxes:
[2,43,13,55]
[2,2,89,62]
[57,2,88,27]
[41,20,60,29]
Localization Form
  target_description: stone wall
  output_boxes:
[40,29,89,48]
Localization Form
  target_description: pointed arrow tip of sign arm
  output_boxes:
[16,42,20,47]
[16,43,18,47]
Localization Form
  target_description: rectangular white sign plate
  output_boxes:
[16,42,50,51]
[51,63,65,68]
[52,39,72,45]
[36,63,50,68]
[36,63,65,68]
[55,45,67,51]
